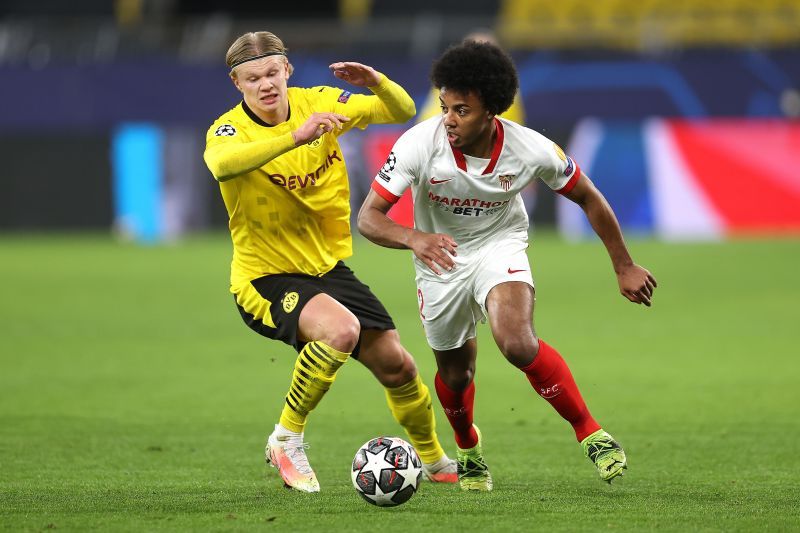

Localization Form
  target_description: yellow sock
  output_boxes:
[279,341,350,433]
[384,373,445,464]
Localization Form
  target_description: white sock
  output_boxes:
[273,423,303,441]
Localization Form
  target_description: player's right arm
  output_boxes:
[358,190,457,276]
[204,113,349,181]
[328,63,416,128]
[357,126,457,275]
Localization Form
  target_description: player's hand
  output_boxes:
[408,231,458,276]
[616,264,658,307]
[292,112,350,145]
[329,62,381,88]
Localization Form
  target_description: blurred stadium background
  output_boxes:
[2,0,799,240]
[2,2,800,530]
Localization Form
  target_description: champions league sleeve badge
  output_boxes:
[553,143,574,176]
[214,124,237,137]
[378,152,396,182]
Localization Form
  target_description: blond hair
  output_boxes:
[225,32,293,75]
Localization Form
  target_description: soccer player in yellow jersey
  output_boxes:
[203,31,456,493]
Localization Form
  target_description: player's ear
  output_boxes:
[285,59,293,80]
[481,100,494,121]
[229,71,242,92]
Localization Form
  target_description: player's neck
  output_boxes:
[460,119,496,159]
[246,98,290,126]
[256,105,289,126]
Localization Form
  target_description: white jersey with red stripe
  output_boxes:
[371,115,581,281]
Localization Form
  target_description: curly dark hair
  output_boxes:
[431,40,518,116]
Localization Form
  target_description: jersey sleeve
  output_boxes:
[531,134,582,195]
[205,118,245,150]
[318,74,415,132]
[369,126,425,204]
[203,117,295,181]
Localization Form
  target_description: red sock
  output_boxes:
[434,373,479,449]
[520,340,601,442]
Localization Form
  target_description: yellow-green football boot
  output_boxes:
[456,425,493,492]
[581,429,627,483]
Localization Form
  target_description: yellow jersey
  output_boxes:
[204,76,415,288]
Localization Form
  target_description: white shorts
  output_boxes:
[415,239,534,351]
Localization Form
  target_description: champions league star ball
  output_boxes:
[351,436,422,507]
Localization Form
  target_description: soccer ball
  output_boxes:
[351,436,422,507]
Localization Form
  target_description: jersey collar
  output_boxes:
[449,118,504,175]
[240,100,291,127]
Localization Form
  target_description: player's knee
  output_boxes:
[437,367,474,392]
[377,346,417,388]
[324,315,361,353]
[498,336,538,367]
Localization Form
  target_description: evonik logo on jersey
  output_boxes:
[267,150,342,190]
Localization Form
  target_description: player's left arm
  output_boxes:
[562,173,658,306]
[329,62,416,125]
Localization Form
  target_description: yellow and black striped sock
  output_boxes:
[279,341,350,433]
[384,374,446,464]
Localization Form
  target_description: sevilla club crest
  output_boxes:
[498,174,515,192]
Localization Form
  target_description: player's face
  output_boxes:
[231,56,291,121]
[439,88,494,156]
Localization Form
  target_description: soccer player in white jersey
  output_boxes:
[358,40,657,491]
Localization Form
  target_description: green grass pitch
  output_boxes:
[1,233,799,531]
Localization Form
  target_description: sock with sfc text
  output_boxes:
[519,339,601,442]
[434,372,479,449]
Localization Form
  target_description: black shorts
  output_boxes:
[233,261,395,356]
